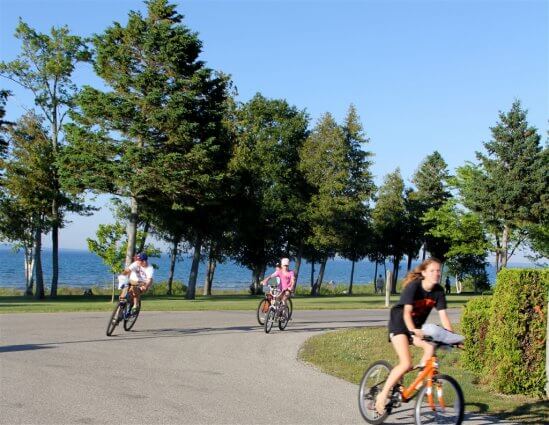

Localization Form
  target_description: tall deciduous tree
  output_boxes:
[230,93,309,294]
[338,105,375,294]
[61,0,230,279]
[455,101,546,271]
[0,21,90,297]
[411,151,452,263]
[371,169,408,293]
[3,113,55,299]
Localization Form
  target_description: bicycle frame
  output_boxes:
[401,356,439,405]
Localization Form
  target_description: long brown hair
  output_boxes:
[402,258,442,288]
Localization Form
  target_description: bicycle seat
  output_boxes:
[422,324,464,345]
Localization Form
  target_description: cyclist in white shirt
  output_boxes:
[120,252,154,312]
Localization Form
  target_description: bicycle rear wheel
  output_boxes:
[264,309,275,333]
[106,303,123,336]
[358,360,392,424]
[257,299,269,325]
[415,374,464,425]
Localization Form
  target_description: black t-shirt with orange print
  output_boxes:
[388,279,447,335]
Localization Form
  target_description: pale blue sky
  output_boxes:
[0,0,547,252]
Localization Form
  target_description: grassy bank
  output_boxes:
[0,292,476,313]
[298,327,546,424]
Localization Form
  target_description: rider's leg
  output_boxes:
[119,286,128,303]
[375,334,412,415]
[412,336,434,367]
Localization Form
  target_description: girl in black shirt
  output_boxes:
[375,258,454,415]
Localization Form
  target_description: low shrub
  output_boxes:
[484,268,548,397]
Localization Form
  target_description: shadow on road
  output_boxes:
[0,343,54,353]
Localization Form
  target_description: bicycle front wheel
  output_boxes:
[278,305,289,330]
[415,374,464,425]
[264,309,275,333]
[106,304,122,336]
[123,301,140,331]
[257,299,269,325]
[287,297,293,319]
[358,360,392,424]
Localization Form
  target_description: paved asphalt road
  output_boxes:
[1,308,518,424]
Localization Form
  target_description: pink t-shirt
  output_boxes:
[269,270,295,291]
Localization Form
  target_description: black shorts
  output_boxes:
[388,306,413,343]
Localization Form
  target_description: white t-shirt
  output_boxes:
[128,261,154,283]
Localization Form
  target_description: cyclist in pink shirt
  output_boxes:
[261,257,295,305]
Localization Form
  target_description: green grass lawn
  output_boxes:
[0,293,476,313]
[298,327,547,424]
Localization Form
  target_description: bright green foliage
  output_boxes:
[455,101,546,269]
[87,223,127,275]
[461,296,492,373]
[483,269,548,396]
[87,221,160,273]
[230,93,309,284]
[423,200,489,288]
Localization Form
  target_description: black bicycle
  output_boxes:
[106,285,141,336]
[264,287,290,333]
[257,285,293,325]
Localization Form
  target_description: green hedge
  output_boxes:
[461,295,492,373]
[484,269,547,396]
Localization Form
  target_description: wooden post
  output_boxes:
[385,271,392,308]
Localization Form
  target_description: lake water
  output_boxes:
[0,247,508,291]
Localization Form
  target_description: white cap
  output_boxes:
[281,258,290,266]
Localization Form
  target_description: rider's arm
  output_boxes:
[438,309,453,332]
[289,273,295,291]
[403,305,424,338]
[261,271,277,286]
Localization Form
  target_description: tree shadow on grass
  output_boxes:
[493,400,548,424]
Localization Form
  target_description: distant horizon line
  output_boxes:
[1,244,544,267]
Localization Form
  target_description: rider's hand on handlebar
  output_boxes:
[412,329,425,339]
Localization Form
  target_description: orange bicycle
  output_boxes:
[358,337,464,424]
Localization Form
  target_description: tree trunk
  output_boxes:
[24,246,34,296]
[500,225,509,270]
[391,255,400,294]
[382,260,387,279]
[203,245,216,296]
[50,111,60,298]
[33,226,44,300]
[407,254,413,272]
[50,216,59,297]
[422,243,427,261]
[310,260,315,290]
[167,238,179,295]
[137,222,150,253]
[348,259,355,295]
[125,196,139,267]
[186,234,202,300]
[372,261,379,293]
[312,257,327,296]
[294,243,303,285]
